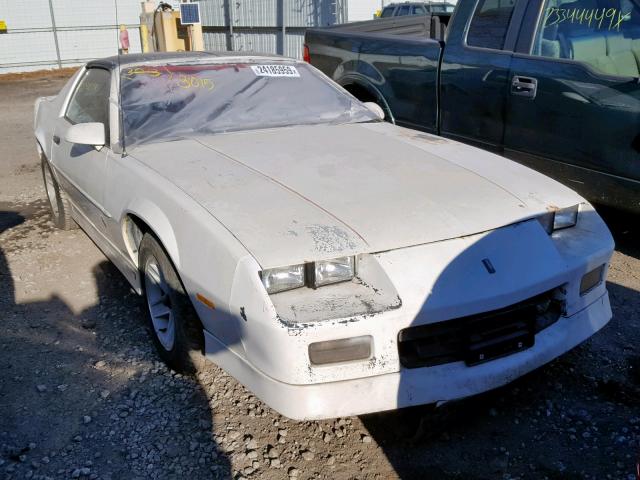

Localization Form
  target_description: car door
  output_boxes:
[51,67,112,229]
[504,0,640,208]
[440,0,529,153]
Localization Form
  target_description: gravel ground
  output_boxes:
[1,71,639,480]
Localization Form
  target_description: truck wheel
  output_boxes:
[139,233,204,374]
[41,156,77,230]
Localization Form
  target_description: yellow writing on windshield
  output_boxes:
[545,7,632,31]
[123,67,214,91]
[124,67,162,79]
[177,74,214,90]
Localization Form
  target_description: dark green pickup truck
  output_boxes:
[305,0,640,212]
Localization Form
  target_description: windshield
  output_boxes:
[120,61,377,148]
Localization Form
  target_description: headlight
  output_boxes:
[259,256,356,294]
[553,204,579,230]
[538,205,579,234]
[310,256,355,288]
[260,264,305,294]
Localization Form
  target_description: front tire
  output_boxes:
[139,233,204,374]
[41,155,76,230]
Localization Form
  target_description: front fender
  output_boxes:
[122,198,181,270]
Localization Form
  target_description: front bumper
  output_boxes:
[205,291,611,420]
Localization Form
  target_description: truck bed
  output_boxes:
[305,15,445,135]
[314,13,450,42]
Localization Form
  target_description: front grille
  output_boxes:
[398,290,563,368]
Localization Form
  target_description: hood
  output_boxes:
[131,122,582,267]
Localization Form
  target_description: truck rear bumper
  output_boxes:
[204,291,611,420]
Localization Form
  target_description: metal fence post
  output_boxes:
[282,0,287,56]
[225,0,235,51]
[47,0,62,68]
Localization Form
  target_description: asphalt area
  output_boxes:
[1,70,639,480]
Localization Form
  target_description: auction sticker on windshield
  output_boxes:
[251,65,300,77]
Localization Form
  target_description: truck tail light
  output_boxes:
[303,44,310,63]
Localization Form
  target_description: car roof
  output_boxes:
[86,51,296,70]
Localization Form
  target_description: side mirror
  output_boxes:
[363,102,385,120]
[65,122,106,149]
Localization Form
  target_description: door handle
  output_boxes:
[511,76,538,99]
[53,135,60,145]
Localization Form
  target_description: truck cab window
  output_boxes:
[467,0,517,50]
[531,0,640,77]
[380,6,395,17]
[398,5,412,16]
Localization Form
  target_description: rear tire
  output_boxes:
[139,233,204,374]
[41,155,76,230]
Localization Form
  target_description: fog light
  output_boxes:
[308,336,372,365]
[580,265,604,295]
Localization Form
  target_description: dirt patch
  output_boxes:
[12,163,40,176]
[0,67,78,83]
[0,199,56,250]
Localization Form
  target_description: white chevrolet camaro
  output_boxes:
[34,52,614,420]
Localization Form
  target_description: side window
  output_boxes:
[530,0,640,78]
[413,6,427,15]
[65,68,111,141]
[397,5,412,16]
[380,6,395,17]
[467,0,517,50]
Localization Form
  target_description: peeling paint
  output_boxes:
[305,224,358,254]
[354,277,380,295]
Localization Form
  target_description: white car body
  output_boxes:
[34,53,614,420]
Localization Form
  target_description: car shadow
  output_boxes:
[358,207,637,479]
[0,208,231,478]
[361,273,640,478]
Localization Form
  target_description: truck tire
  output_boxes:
[41,155,77,230]
[139,233,205,374]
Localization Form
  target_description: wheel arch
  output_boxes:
[340,77,395,124]
[121,201,181,271]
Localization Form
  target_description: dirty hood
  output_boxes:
[131,122,583,267]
